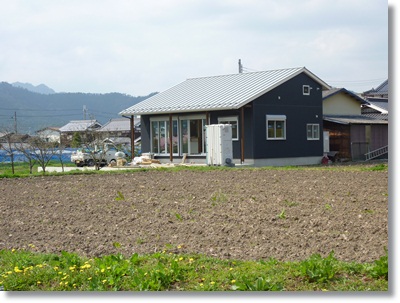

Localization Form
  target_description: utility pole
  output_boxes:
[238,59,243,73]
[14,111,17,134]
[83,105,87,120]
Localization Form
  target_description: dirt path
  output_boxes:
[0,168,388,262]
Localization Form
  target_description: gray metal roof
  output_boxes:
[363,79,388,97]
[364,99,389,113]
[98,117,140,132]
[120,67,330,115]
[59,120,101,132]
[323,115,388,125]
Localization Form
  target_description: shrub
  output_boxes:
[299,251,337,283]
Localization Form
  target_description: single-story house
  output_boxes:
[97,117,141,145]
[120,67,331,166]
[59,120,102,146]
[36,127,61,143]
[322,88,388,161]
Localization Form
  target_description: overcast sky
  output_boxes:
[0,0,390,96]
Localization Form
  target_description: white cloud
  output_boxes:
[0,0,389,95]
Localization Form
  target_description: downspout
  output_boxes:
[130,116,135,159]
[241,107,245,164]
[169,114,173,163]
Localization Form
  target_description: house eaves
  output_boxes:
[119,67,331,116]
[323,115,388,125]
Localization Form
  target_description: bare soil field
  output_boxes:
[0,167,388,262]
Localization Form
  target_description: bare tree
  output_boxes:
[0,128,16,174]
[54,143,67,172]
[14,142,37,174]
[28,137,57,173]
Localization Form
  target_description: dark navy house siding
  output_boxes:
[250,73,323,159]
[139,72,323,160]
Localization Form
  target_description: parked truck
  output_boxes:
[71,144,127,167]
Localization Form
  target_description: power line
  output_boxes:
[0,107,82,111]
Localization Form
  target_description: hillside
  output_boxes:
[12,82,56,95]
[0,82,156,134]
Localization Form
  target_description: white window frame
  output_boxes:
[150,116,179,155]
[303,85,311,95]
[266,115,286,140]
[218,116,239,141]
[306,124,320,140]
[179,115,207,155]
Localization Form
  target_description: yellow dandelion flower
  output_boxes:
[102,279,107,284]
[37,281,41,284]
[179,257,183,261]
[59,282,63,286]
[69,266,76,270]
[231,280,236,284]
[210,281,215,285]
[58,272,63,275]
[101,268,105,273]
[7,271,12,275]
[14,267,23,273]
[36,264,43,268]
[28,244,35,248]
[229,268,233,271]
[189,258,194,262]
[53,266,59,271]
[65,281,69,285]
[88,277,92,281]
[199,283,203,287]
[177,245,182,249]
[11,248,16,252]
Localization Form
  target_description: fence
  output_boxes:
[0,148,78,163]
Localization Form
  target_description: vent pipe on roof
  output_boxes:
[238,59,243,73]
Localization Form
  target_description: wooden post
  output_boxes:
[169,114,173,163]
[241,107,245,164]
[130,116,135,159]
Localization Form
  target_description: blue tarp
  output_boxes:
[0,148,79,163]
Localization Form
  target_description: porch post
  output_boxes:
[130,116,135,159]
[241,107,245,164]
[169,114,173,163]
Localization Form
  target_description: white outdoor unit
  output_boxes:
[206,124,233,166]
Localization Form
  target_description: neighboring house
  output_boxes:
[97,117,141,145]
[362,79,388,99]
[59,120,102,146]
[120,67,330,166]
[361,98,388,120]
[36,127,60,143]
[361,79,389,120]
[322,88,388,161]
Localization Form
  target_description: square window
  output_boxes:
[266,115,286,140]
[303,85,311,95]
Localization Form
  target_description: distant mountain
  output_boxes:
[0,82,157,134]
[12,82,56,95]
